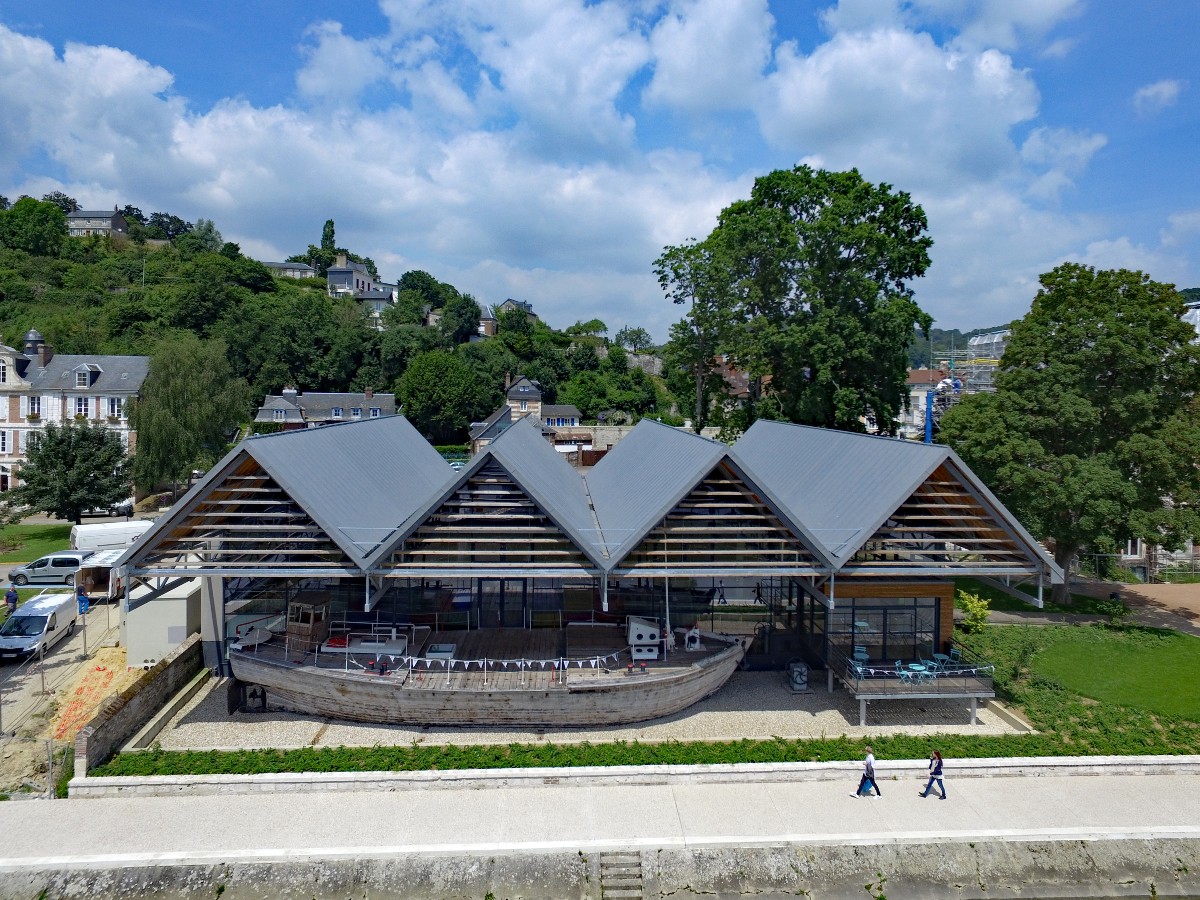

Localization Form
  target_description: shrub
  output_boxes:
[956,589,990,634]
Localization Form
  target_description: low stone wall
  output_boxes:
[73,633,204,774]
[67,754,1200,799]
[1,838,1196,899]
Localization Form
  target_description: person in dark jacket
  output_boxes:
[920,749,946,799]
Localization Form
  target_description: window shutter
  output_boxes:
[19,395,26,417]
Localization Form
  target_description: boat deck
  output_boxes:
[233,624,737,692]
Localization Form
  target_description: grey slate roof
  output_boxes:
[584,419,727,568]
[468,405,512,442]
[121,411,1061,583]
[254,391,396,423]
[541,405,581,420]
[26,353,149,394]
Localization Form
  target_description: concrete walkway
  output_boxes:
[2,760,1199,898]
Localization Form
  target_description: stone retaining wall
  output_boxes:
[73,633,204,774]
[2,837,1196,899]
[68,754,1200,799]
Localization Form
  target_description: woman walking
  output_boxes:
[920,750,946,799]
[855,746,881,797]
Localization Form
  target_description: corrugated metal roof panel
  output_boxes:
[246,416,455,564]
[732,420,946,566]
[486,417,606,565]
[585,420,727,568]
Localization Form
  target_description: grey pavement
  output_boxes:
[2,767,1198,869]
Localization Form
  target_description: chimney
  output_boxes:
[364,387,373,399]
[335,253,347,268]
[504,372,511,390]
[282,386,299,401]
[38,344,53,367]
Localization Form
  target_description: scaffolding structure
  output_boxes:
[921,330,1009,438]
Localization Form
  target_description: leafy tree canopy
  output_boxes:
[566,318,608,337]
[41,191,79,214]
[129,334,253,489]
[398,350,491,443]
[939,264,1200,604]
[0,197,68,256]
[12,422,130,524]
[614,325,655,353]
[710,165,933,434]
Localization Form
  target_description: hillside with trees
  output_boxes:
[0,194,671,468]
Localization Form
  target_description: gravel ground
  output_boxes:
[155,670,1025,751]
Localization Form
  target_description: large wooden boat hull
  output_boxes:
[229,640,746,727]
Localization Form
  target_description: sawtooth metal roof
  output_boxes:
[247,416,455,564]
[731,419,947,566]
[584,419,728,567]
[481,416,606,566]
[121,413,1060,583]
[369,415,606,570]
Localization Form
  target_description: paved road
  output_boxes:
[0,771,1197,869]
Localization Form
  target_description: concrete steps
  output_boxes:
[599,850,643,899]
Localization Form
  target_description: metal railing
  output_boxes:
[830,643,994,695]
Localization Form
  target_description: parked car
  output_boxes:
[0,590,78,659]
[8,550,94,586]
[83,497,135,518]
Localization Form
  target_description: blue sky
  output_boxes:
[1,1,1196,339]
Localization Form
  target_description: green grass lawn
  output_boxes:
[1030,626,1200,720]
[0,523,71,563]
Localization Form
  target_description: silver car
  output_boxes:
[8,550,94,586]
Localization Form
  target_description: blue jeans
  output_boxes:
[922,776,945,797]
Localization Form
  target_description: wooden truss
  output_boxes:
[615,460,821,576]
[846,462,1035,575]
[382,460,597,575]
[131,455,357,575]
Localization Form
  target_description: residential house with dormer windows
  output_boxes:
[0,330,148,491]
[254,387,397,431]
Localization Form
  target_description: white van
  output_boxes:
[0,591,78,660]
[69,520,153,552]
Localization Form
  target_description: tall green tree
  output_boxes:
[939,264,1200,604]
[655,237,737,431]
[0,197,68,256]
[439,292,482,344]
[13,422,129,524]
[698,166,933,434]
[398,350,488,442]
[320,219,336,252]
[129,334,253,489]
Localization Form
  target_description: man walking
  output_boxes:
[855,745,881,797]
[4,584,17,618]
[920,749,946,799]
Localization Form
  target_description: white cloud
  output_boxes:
[760,30,1039,191]
[643,0,774,114]
[0,3,1192,341]
[1133,79,1184,116]
[296,21,390,105]
[821,0,1083,51]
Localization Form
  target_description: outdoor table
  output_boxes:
[907,663,926,672]
[932,653,950,664]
